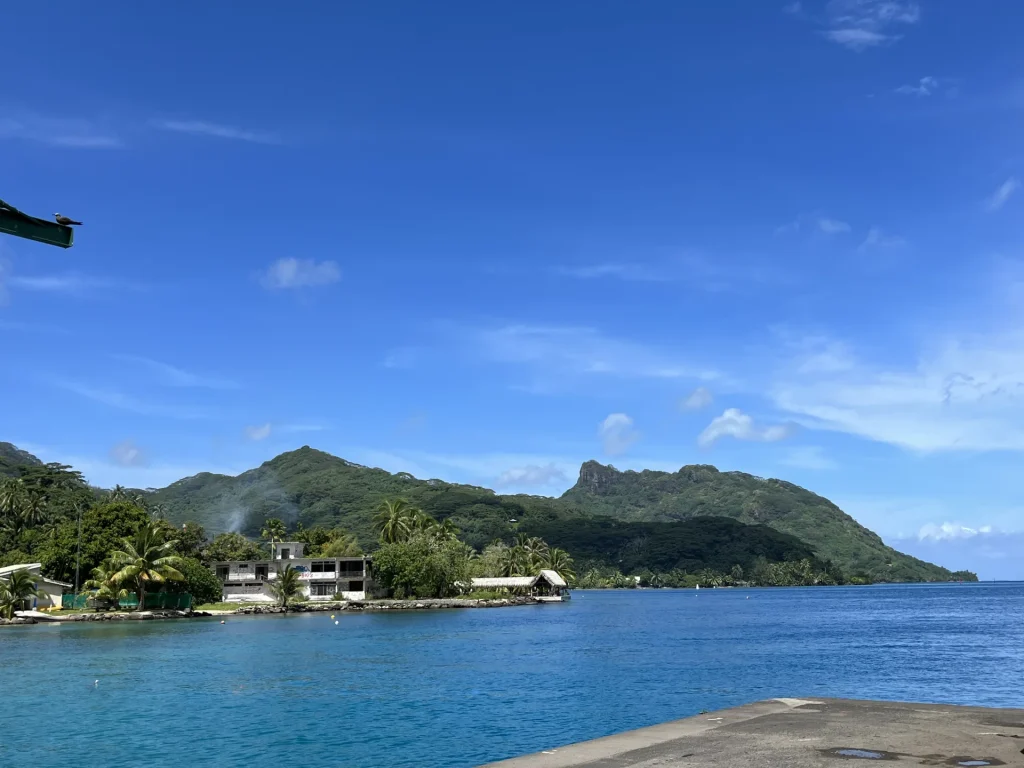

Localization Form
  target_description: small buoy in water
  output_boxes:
[334,620,339,625]
[220,620,226,624]
[746,596,750,599]
[331,614,335,619]
[94,680,99,686]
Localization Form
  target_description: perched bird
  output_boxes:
[54,213,82,226]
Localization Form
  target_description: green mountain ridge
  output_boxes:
[142,445,958,582]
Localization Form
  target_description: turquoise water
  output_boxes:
[2,584,1022,767]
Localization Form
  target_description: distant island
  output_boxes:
[0,442,976,609]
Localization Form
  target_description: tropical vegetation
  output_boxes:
[0,568,42,618]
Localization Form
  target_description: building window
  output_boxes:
[348,580,363,592]
[237,563,249,571]
[311,560,335,573]
[310,583,334,596]
[340,561,363,577]
[280,548,290,560]
[216,566,228,580]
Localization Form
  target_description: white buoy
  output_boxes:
[94,680,99,686]
[334,620,339,625]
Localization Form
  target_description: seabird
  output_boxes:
[54,213,82,226]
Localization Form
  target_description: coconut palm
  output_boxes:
[109,523,184,610]
[0,568,42,618]
[373,499,421,544]
[499,544,530,577]
[269,564,303,608]
[261,517,287,557]
[0,478,27,519]
[83,559,131,604]
[319,532,363,558]
[544,548,576,583]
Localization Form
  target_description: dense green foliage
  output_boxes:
[519,516,817,575]
[0,443,978,588]
[0,568,42,617]
[562,461,955,583]
[143,446,969,583]
[269,564,303,607]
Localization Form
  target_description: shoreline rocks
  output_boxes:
[234,596,539,615]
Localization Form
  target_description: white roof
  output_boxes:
[0,563,72,587]
[0,562,41,577]
[538,569,568,587]
[471,576,535,588]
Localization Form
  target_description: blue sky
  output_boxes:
[3,1,1023,578]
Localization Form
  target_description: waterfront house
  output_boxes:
[470,569,569,600]
[211,541,375,603]
[0,563,71,610]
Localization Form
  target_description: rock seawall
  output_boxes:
[235,597,539,614]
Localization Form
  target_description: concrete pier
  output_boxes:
[482,698,1024,767]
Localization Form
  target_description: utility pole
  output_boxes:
[0,199,74,248]
[73,502,83,598]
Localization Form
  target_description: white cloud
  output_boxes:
[0,112,121,148]
[113,354,237,389]
[895,76,938,97]
[599,413,639,456]
[817,217,851,235]
[109,439,148,467]
[151,119,280,145]
[779,445,837,470]
[261,258,341,289]
[771,330,1024,452]
[859,227,906,250]
[917,522,993,542]
[53,381,207,420]
[245,423,272,441]
[985,178,1019,212]
[7,272,139,296]
[472,325,718,383]
[553,263,672,282]
[496,463,568,488]
[698,408,794,448]
[681,386,714,411]
[777,214,851,236]
[824,0,920,51]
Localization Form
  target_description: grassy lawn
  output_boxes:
[193,602,246,612]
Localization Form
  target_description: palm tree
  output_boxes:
[373,499,421,544]
[500,544,530,577]
[319,532,363,558]
[19,491,48,528]
[0,478,27,519]
[269,564,303,608]
[0,568,42,618]
[544,548,576,583]
[83,559,131,604]
[109,523,184,610]
[432,518,460,542]
[261,517,287,557]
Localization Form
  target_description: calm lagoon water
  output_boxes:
[2,583,1022,768]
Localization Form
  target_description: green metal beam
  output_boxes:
[0,200,74,248]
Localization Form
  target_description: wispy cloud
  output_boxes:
[471,324,718,384]
[54,381,207,419]
[895,76,938,97]
[261,258,341,289]
[0,112,121,148]
[770,326,1024,452]
[985,178,1019,212]
[244,423,272,441]
[151,119,281,145]
[113,354,238,389]
[599,413,640,455]
[7,272,140,296]
[823,0,921,51]
[681,386,714,411]
[109,439,148,468]
[779,445,837,470]
[698,408,794,448]
[859,227,907,250]
[553,263,674,282]
[777,214,851,236]
[496,463,568,488]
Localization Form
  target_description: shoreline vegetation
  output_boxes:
[0,446,978,625]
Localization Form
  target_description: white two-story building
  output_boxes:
[211,541,374,603]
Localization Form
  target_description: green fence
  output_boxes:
[62,593,192,611]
